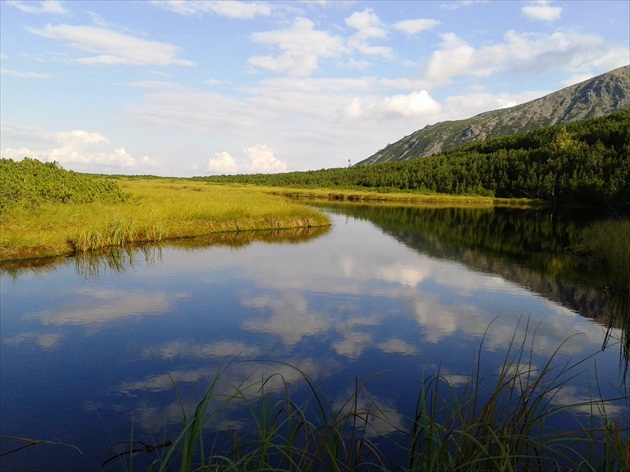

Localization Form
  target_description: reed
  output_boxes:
[104,323,629,472]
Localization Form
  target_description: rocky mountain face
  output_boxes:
[358,65,630,165]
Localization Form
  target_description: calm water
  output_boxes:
[1,205,628,471]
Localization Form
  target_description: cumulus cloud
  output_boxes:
[206,144,287,174]
[7,0,67,15]
[207,151,239,174]
[423,29,626,84]
[522,1,562,23]
[248,18,345,76]
[341,89,442,120]
[393,18,440,35]
[152,0,271,19]
[245,144,288,173]
[28,24,194,67]
[383,90,442,117]
[1,123,163,172]
[345,9,393,59]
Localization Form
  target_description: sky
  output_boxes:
[1,0,628,177]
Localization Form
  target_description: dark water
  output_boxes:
[1,205,628,471]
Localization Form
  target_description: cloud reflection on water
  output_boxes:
[26,288,185,327]
[3,331,62,349]
[146,340,262,360]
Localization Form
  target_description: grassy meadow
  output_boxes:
[0,177,330,261]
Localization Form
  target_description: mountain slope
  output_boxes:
[358,65,630,165]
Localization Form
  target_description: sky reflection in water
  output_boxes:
[0,208,627,471]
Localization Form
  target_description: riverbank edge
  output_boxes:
[0,183,550,263]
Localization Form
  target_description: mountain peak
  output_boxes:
[358,66,630,165]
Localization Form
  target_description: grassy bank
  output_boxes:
[256,185,538,208]
[0,178,330,261]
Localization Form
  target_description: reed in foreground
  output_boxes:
[105,322,629,472]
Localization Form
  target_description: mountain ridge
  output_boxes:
[358,65,630,165]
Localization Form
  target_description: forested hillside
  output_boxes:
[0,158,129,212]
[359,65,629,164]
[199,110,630,208]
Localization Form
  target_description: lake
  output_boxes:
[1,204,628,471]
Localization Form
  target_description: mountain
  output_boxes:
[358,65,630,165]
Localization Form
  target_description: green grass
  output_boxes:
[250,185,539,208]
[0,179,330,261]
[100,320,629,472]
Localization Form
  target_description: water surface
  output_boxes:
[1,205,627,471]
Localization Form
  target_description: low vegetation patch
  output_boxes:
[0,164,330,261]
[0,158,129,211]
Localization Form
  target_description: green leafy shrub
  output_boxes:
[0,158,129,212]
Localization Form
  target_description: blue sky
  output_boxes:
[1,0,628,177]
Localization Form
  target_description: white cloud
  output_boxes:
[424,33,478,82]
[393,18,440,35]
[1,68,52,79]
[28,24,194,67]
[206,145,287,174]
[383,90,442,117]
[248,17,345,76]
[423,30,627,84]
[345,9,387,39]
[341,89,442,120]
[244,144,288,173]
[152,0,271,19]
[441,90,542,119]
[345,9,393,59]
[7,0,68,15]
[1,123,164,172]
[522,1,562,23]
[441,1,489,10]
[207,151,239,174]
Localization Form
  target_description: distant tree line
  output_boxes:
[0,158,129,212]
[197,110,630,208]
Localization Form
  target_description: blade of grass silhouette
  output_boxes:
[0,435,83,458]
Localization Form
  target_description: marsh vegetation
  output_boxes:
[0,160,330,260]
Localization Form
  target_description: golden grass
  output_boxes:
[0,179,330,261]
[259,185,540,208]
